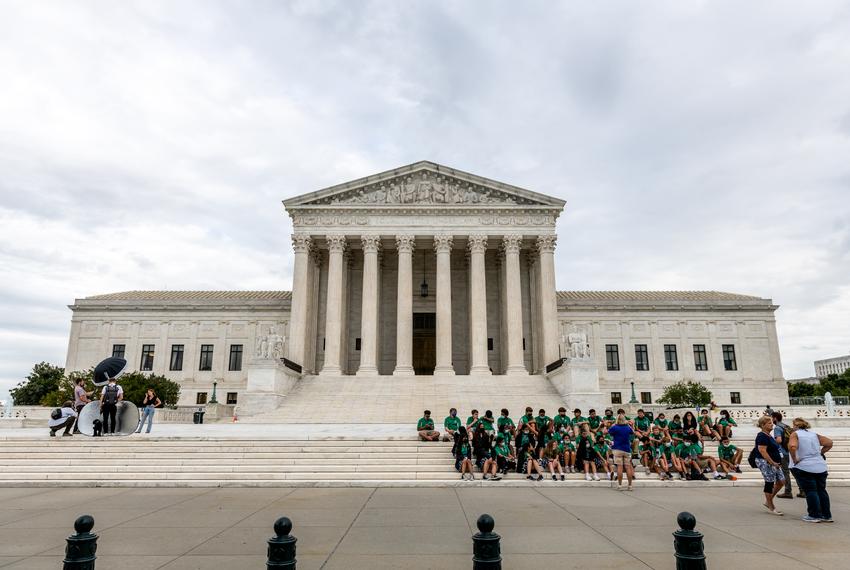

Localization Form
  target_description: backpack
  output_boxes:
[103,384,119,405]
[50,408,62,420]
[747,447,758,468]
[777,422,792,451]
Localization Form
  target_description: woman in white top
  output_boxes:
[788,417,833,523]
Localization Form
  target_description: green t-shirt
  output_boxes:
[466,415,479,427]
[686,442,703,457]
[553,415,571,431]
[559,441,576,453]
[592,443,610,458]
[494,443,511,457]
[444,416,461,431]
[497,416,515,430]
[718,443,738,460]
[588,416,601,430]
[719,417,737,427]
[650,431,663,442]
[536,415,551,431]
[602,414,616,424]
[668,420,682,433]
[660,443,674,459]
[417,417,434,430]
[654,418,668,428]
[638,443,652,456]
[673,443,687,457]
[520,413,535,427]
[517,433,534,450]
[698,414,711,426]
[479,418,495,431]
[635,416,651,431]
[572,415,587,426]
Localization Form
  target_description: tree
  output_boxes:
[116,372,181,407]
[787,381,816,398]
[41,368,96,407]
[9,362,65,405]
[657,380,713,408]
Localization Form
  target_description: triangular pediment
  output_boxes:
[284,161,565,209]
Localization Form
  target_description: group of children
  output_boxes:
[416,406,744,482]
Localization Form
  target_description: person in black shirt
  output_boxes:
[755,415,786,515]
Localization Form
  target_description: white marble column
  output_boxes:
[357,235,381,376]
[502,234,527,375]
[468,234,491,375]
[320,234,346,375]
[434,234,455,375]
[287,234,313,366]
[536,234,559,367]
[394,235,415,375]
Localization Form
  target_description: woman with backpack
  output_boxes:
[754,415,786,516]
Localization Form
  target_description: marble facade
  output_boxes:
[64,162,790,409]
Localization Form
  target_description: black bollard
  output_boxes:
[63,515,98,570]
[267,516,297,569]
[672,512,706,570]
[472,514,501,570]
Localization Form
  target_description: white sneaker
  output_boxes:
[585,474,592,481]
[593,474,600,481]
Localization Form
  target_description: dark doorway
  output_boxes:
[412,312,436,375]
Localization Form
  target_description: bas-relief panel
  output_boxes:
[659,322,678,338]
[112,322,131,337]
[198,322,220,338]
[140,322,160,338]
[169,322,190,337]
[630,322,649,336]
[290,214,557,230]
[689,322,708,336]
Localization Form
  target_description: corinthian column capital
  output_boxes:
[395,234,415,254]
[325,234,347,253]
[291,234,313,253]
[467,233,488,254]
[433,234,454,254]
[360,235,382,253]
[535,234,557,253]
[502,233,523,254]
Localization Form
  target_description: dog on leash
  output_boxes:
[92,419,102,437]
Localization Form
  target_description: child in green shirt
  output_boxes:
[553,407,571,434]
[715,410,738,439]
[587,409,601,431]
[559,433,576,473]
[493,434,517,475]
[417,410,440,441]
[592,435,613,480]
[717,436,742,475]
[497,409,516,437]
[443,408,461,442]
[667,414,683,444]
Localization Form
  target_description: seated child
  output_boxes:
[576,426,598,481]
[540,439,565,481]
[592,435,613,481]
[443,408,461,443]
[651,438,672,481]
[717,436,743,475]
[480,410,497,437]
[715,410,737,439]
[587,409,601,432]
[417,410,440,441]
[638,436,654,474]
[497,409,516,438]
[455,427,475,480]
[560,433,576,473]
[571,408,588,437]
[634,409,651,438]
[493,434,517,475]
[653,412,669,436]
[667,414,684,444]
[515,424,537,474]
[467,409,481,433]
[553,407,571,435]
[684,434,723,480]
[473,427,501,480]
[522,438,544,481]
[518,407,538,436]
[698,409,719,441]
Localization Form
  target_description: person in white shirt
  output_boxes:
[48,401,78,437]
[99,379,124,435]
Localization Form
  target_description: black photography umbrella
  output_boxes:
[93,357,128,386]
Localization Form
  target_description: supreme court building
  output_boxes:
[65,162,790,413]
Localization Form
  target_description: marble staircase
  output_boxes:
[242,373,567,424]
[1,436,848,487]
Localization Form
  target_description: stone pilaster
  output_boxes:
[502,234,527,375]
[287,234,313,367]
[320,234,346,375]
[356,235,381,376]
[536,234,559,368]
[468,234,490,375]
[434,234,455,375]
[394,235,415,375]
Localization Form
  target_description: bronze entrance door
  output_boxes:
[412,312,436,375]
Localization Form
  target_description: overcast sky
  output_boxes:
[1,1,849,398]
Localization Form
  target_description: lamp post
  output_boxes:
[210,381,218,404]
[629,381,638,404]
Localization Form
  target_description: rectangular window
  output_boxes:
[112,344,125,359]
[722,344,737,371]
[140,344,155,371]
[228,344,243,371]
[355,338,361,351]
[635,344,649,371]
[199,344,214,371]
[226,392,238,405]
[169,345,184,371]
[196,392,208,405]
[693,344,708,371]
[605,345,620,371]
[487,338,494,351]
[640,391,652,404]
[664,344,679,371]
[611,392,622,404]
[730,391,741,404]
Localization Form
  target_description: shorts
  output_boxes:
[611,449,630,466]
[538,458,549,469]
[755,458,785,483]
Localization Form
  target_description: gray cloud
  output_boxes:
[1,0,849,396]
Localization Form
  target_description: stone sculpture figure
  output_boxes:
[255,326,285,359]
[568,325,589,359]
[825,391,835,417]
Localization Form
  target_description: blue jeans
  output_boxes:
[791,468,831,519]
[137,406,155,433]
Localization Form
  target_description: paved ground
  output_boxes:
[0,486,846,569]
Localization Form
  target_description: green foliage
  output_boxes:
[657,380,714,408]
[10,362,65,405]
[41,369,96,407]
[789,369,850,398]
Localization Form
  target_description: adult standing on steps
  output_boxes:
[608,414,635,491]
[72,377,91,434]
[772,411,795,500]
[788,418,833,523]
[99,377,124,435]
[136,389,161,434]
[755,415,786,516]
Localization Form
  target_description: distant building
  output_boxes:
[787,376,820,385]
[815,353,850,378]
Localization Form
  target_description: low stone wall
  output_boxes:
[0,405,208,427]
[639,404,850,425]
